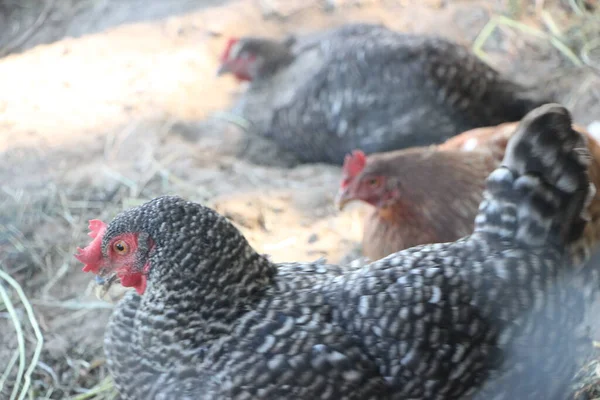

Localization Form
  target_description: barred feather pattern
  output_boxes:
[103,105,594,399]
[239,23,552,164]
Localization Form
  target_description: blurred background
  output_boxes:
[0,0,599,398]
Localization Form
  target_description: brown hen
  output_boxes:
[336,121,600,263]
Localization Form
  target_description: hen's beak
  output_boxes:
[95,272,118,290]
[216,63,229,77]
[335,189,353,211]
[94,272,119,300]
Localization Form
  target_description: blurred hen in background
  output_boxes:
[217,23,553,164]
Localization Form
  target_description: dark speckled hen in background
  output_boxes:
[217,23,553,164]
[75,104,595,399]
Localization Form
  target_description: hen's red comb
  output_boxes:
[342,150,367,178]
[220,37,239,62]
[74,219,107,274]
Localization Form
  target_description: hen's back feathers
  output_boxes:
[94,105,594,399]
[232,23,552,164]
[358,148,494,260]
[439,121,515,160]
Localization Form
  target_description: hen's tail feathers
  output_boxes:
[474,103,595,248]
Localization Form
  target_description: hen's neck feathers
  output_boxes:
[107,197,277,350]
[243,38,295,81]
[362,149,495,259]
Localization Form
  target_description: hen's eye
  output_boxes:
[113,240,129,255]
[368,178,380,187]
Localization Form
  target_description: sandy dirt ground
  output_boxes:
[0,0,599,398]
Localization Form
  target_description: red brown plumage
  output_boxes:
[337,121,600,262]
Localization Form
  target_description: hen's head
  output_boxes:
[336,150,399,210]
[75,218,155,295]
[217,38,256,81]
[216,36,294,82]
[75,196,268,296]
[75,196,196,295]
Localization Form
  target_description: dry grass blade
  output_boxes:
[213,111,251,131]
[581,37,600,73]
[29,299,113,310]
[472,15,583,67]
[568,0,585,15]
[101,167,138,194]
[568,0,599,17]
[0,280,26,400]
[0,268,44,400]
[540,10,563,38]
[0,350,20,392]
[69,376,117,400]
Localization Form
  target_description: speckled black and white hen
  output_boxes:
[76,104,594,399]
[216,23,553,164]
